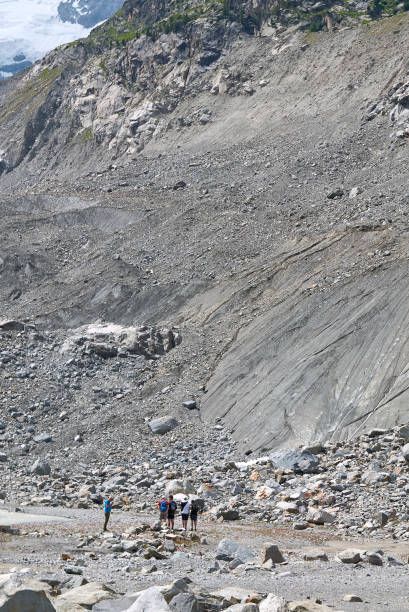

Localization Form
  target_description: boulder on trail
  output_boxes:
[148,416,178,435]
[336,549,362,564]
[0,589,56,612]
[260,543,285,564]
[216,539,254,563]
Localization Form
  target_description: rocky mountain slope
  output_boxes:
[1,0,409,458]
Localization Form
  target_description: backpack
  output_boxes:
[169,501,177,512]
[160,500,168,512]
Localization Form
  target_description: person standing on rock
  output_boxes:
[103,496,113,532]
[181,497,190,530]
[167,495,177,530]
[158,496,169,523]
[190,499,199,531]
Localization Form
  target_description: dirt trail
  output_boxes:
[1,506,409,611]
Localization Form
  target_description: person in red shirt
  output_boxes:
[158,497,169,522]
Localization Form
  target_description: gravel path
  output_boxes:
[1,505,409,611]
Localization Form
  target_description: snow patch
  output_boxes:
[0,0,91,69]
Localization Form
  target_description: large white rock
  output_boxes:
[165,479,195,496]
[56,582,114,607]
[259,594,287,612]
[125,587,170,611]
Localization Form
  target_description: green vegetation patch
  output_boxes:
[0,66,63,124]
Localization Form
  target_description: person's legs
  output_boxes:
[193,519,197,531]
[171,517,174,529]
[103,512,110,531]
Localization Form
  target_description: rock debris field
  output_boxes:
[1,412,409,610]
[3,4,409,611]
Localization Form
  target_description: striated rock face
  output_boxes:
[202,254,409,451]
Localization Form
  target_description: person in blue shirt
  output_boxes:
[103,496,113,531]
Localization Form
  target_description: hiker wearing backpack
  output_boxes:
[190,499,199,531]
[167,494,177,530]
[158,497,169,522]
[180,497,190,530]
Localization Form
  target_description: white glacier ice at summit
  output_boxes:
[0,0,90,77]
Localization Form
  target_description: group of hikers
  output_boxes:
[158,494,200,531]
[103,494,200,532]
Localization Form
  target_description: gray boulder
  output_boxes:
[31,460,51,476]
[0,589,56,611]
[216,539,254,563]
[148,416,178,435]
[401,443,409,462]
[336,549,362,564]
[33,434,52,444]
[0,320,25,331]
[217,507,240,521]
[169,593,198,612]
[361,470,390,484]
[306,508,335,525]
[260,543,285,564]
[269,449,319,474]
[396,424,409,440]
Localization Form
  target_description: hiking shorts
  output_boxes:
[160,511,168,520]
[181,513,189,521]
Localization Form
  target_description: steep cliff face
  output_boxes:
[0,0,404,179]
